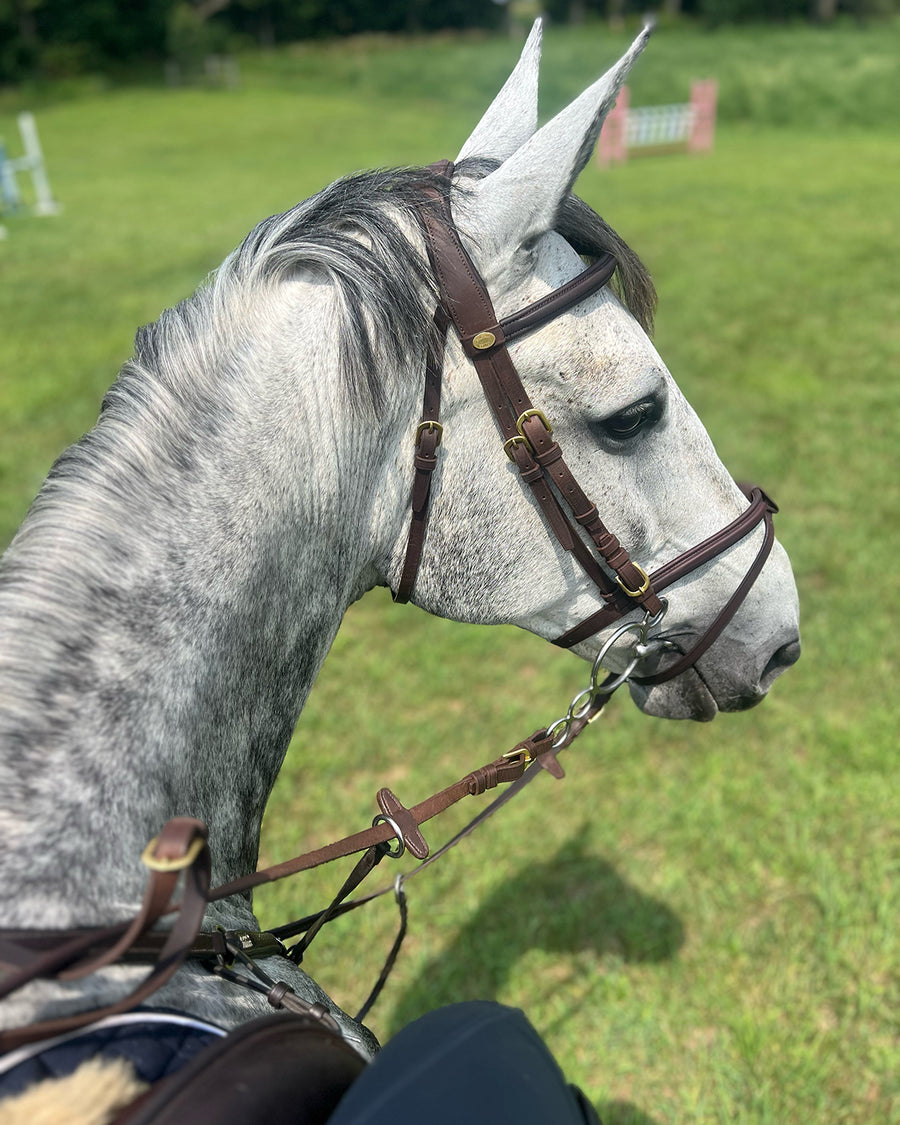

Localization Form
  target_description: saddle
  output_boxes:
[117,1014,365,1125]
[0,1012,365,1125]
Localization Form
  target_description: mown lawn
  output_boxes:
[1,22,897,1124]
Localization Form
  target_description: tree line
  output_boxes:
[1,0,895,83]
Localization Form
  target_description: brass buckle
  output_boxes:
[415,420,443,447]
[515,409,553,441]
[141,834,205,873]
[503,435,528,462]
[501,746,533,765]
[615,564,651,598]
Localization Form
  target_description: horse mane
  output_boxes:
[201,159,657,418]
[554,186,656,339]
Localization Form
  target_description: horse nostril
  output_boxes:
[760,638,801,689]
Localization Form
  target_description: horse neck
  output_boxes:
[0,280,414,928]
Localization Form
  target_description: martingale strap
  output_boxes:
[0,819,211,1053]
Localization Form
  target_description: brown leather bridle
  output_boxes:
[395,161,778,686]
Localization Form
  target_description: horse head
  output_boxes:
[382,24,800,720]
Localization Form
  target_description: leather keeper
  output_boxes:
[595,531,621,558]
[606,547,631,571]
[535,444,564,467]
[573,503,599,526]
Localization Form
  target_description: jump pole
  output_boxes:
[597,81,718,166]
[0,113,60,217]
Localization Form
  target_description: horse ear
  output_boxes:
[463,25,651,257]
[455,20,543,163]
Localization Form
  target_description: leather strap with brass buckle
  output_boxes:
[415,420,443,447]
[615,563,650,598]
[141,833,207,872]
[516,408,553,448]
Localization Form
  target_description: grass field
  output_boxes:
[1,22,898,1124]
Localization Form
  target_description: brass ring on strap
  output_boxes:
[415,420,443,447]
[141,834,206,873]
[615,563,650,598]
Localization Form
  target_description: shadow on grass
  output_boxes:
[389,830,684,1033]
[595,1100,664,1125]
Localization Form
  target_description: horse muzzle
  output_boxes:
[628,630,801,720]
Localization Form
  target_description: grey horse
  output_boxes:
[0,24,799,1057]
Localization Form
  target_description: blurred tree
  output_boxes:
[0,0,42,79]
[225,0,503,44]
[166,0,233,74]
[38,0,170,66]
[0,0,897,82]
[810,0,839,17]
[0,0,171,79]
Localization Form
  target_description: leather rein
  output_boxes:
[0,722,585,1054]
[0,164,780,1055]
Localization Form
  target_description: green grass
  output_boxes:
[4,18,900,127]
[1,23,898,1125]
[231,19,900,129]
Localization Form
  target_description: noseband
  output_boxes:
[395,161,778,685]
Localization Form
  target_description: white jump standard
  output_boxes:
[0,113,60,218]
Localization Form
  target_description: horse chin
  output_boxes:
[627,673,720,722]
[628,662,776,721]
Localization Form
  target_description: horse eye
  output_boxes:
[597,397,662,442]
